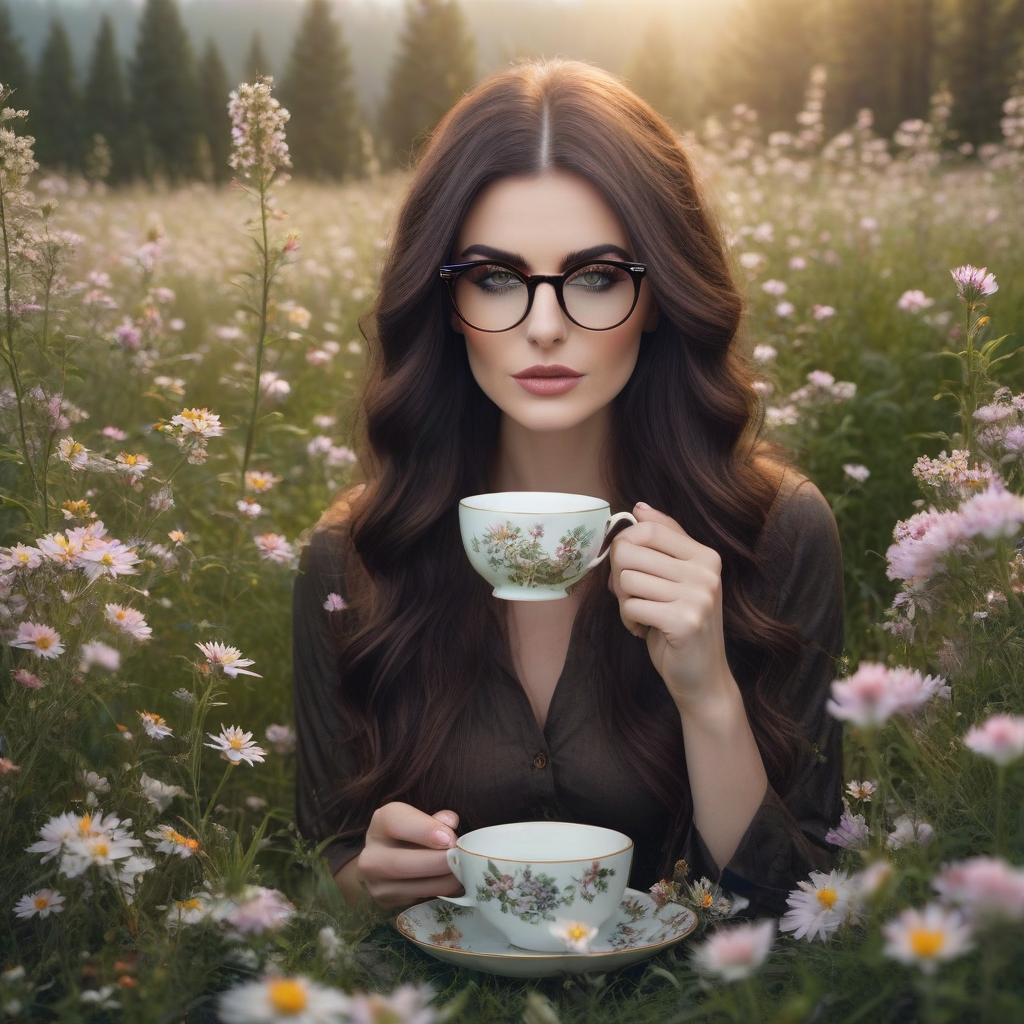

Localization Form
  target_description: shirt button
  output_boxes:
[532,751,548,769]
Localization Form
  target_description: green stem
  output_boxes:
[994,764,1006,857]
[198,762,233,836]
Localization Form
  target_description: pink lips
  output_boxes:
[514,376,582,396]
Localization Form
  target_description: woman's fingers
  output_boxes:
[360,842,453,881]
[374,871,467,912]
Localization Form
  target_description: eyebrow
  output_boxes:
[454,243,633,270]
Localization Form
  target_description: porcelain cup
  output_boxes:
[458,491,637,601]
[436,820,633,952]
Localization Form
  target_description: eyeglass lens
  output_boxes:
[452,262,637,331]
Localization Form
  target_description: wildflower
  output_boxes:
[146,825,201,859]
[140,773,186,813]
[0,757,20,776]
[0,544,42,572]
[549,918,599,953]
[264,723,296,754]
[195,640,262,679]
[962,713,1024,765]
[949,264,998,302]
[932,856,1024,925]
[691,918,775,982]
[244,470,281,492]
[897,289,934,313]
[324,592,347,611]
[881,902,973,974]
[851,858,895,899]
[0,93,39,192]
[78,640,121,674]
[8,621,65,660]
[254,532,295,565]
[344,983,440,1024]
[61,830,145,879]
[209,884,295,937]
[826,662,949,727]
[318,925,342,963]
[57,436,91,469]
[217,974,350,1024]
[842,463,870,483]
[138,710,173,741]
[227,76,292,183]
[104,603,152,642]
[779,869,861,942]
[13,888,65,919]
[886,814,935,850]
[846,779,877,801]
[12,668,44,689]
[166,891,215,930]
[825,803,870,849]
[77,539,141,581]
[205,725,268,766]
[114,452,152,479]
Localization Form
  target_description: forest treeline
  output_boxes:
[0,0,1021,186]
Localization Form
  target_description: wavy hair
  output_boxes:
[310,57,809,884]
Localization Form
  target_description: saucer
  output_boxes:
[392,887,699,978]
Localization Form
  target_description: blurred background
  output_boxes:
[2,0,1022,185]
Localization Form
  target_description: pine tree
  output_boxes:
[0,0,33,122]
[280,0,362,179]
[379,0,477,170]
[130,0,203,183]
[83,14,133,184]
[33,17,80,173]
[244,31,272,82]
[198,39,232,183]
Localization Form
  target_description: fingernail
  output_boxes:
[433,830,453,847]
[635,501,649,511]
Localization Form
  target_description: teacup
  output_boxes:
[436,821,633,952]
[458,491,638,600]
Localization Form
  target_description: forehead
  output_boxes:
[454,169,628,261]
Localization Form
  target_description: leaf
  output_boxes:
[643,964,681,989]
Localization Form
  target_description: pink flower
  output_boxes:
[690,919,775,982]
[932,856,1024,924]
[962,713,1024,766]
[826,661,949,727]
[950,264,998,301]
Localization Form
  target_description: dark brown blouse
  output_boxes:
[292,471,846,918]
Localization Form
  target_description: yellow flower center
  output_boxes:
[34,896,49,909]
[78,814,93,834]
[229,736,244,749]
[93,840,110,858]
[909,928,945,958]
[101,553,113,565]
[179,898,202,911]
[566,924,589,940]
[36,636,53,650]
[701,892,713,908]
[816,887,838,909]
[267,979,307,1014]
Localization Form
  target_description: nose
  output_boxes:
[524,281,567,342]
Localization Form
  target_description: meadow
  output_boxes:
[1,72,1024,1021]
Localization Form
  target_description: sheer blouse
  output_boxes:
[292,470,846,917]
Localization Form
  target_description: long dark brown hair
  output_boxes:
[309,57,812,883]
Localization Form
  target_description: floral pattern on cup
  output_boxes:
[474,858,616,924]
[470,520,596,589]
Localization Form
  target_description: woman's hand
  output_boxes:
[607,502,735,712]
[355,802,464,912]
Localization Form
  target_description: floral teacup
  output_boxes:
[437,821,633,952]
[458,491,637,601]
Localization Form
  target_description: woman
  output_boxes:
[292,57,846,919]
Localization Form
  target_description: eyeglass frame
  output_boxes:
[438,257,649,333]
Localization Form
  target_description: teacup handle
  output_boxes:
[584,511,638,571]
[436,848,477,908]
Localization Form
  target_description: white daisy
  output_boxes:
[886,814,934,849]
[0,544,42,572]
[343,982,439,1024]
[104,603,153,642]
[146,824,201,858]
[779,869,860,942]
[25,809,130,863]
[13,888,65,919]
[217,974,351,1024]
[194,640,262,678]
[8,621,65,660]
[882,902,974,974]
[690,918,775,982]
[77,539,141,580]
[138,710,173,740]
[205,724,268,766]
[60,831,144,878]
[166,891,215,930]
[79,640,121,674]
